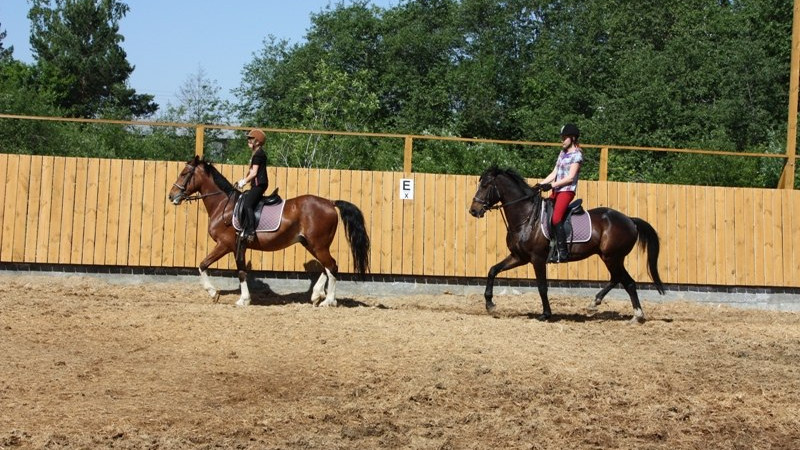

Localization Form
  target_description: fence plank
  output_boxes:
[1,154,19,261]
[752,190,765,286]
[104,159,122,265]
[93,159,110,265]
[46,158,66,264]
[433,174,447,276]
[11,155,31,262]
[114,160,134,265]
[23,156,42,262]
[766,192,782,286]
[780,191,792,286]
[390,172,404,275]
[69,158,88,264]
[138,161,156,266]
[790,192,800,286]
[82,159,100,264]
[0,154,7,254]
[57,158,76,264]
[126,160,144,266]
[369,171,383,273]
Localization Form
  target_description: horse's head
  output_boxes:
[168,155,203,205]
[469,166,540,218]
[470,167,503,218]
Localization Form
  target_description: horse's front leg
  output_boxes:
[532,259,551,321]
[199,242,234,302]
[234,249,251,307]
[484,254,526,313]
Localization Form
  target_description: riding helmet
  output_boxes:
[559,123,580,138]
[246,129,266,146]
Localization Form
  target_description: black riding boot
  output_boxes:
[551,222,569,263]
[241,208,256,243]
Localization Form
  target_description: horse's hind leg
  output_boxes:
[305,244,339,307]
[317,267,338,307]
[588,281,618,311]
[311,272,328,306]
[602,257,645,323]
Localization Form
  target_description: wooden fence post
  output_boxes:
[403,136,414,174]
[195,125,205,158]
[599,147,609,181]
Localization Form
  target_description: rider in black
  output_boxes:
[236,129,269,242]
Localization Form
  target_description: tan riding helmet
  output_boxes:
[246,129,266,146]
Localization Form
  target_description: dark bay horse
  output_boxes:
[168,156,370,307]
[469,167,664,323]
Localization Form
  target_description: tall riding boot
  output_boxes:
[242,209,256,242]
[554,222,569,262]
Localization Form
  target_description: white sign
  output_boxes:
[399,178,414,200]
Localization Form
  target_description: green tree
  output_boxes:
[0,22,13,62]
[28,0,157,118]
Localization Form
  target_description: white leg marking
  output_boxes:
[318,269,338,307]
[630,307,646,324]
[199,269,217,298]
[311,272,327,306]
[236,279,251,307]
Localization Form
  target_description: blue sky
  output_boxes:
[1,1,397,111]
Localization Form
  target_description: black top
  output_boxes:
[249,148,268,188]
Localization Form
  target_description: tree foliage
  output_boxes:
[230,0,793,186]
[28,0,156,118]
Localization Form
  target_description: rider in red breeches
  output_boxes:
[536,123,583,263]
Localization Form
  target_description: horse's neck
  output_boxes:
[499,184,534,219]
[198,179,230,217]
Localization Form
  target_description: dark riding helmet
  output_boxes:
[559,123,580,139]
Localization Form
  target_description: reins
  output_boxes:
[476,177,541,233]
[178,190,225,202]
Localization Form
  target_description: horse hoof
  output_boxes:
[629,316,646,325]
[319,299,337,307]
[536,313,551,322]
[235,299,251,307]
[212,292,221,303]
[485,301,496,314]
[586,302,599,312]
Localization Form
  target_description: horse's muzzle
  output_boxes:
[168,192,184,205]
[469,205,486,218]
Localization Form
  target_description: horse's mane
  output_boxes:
[480,166,536,196]
[198,159,235,194]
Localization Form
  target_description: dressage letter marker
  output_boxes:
[400,178,414,200]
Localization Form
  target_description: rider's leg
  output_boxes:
[550,191,575,263]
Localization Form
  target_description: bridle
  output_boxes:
[473,175,540,232]
[172,163,225,203]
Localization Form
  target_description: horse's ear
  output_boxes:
[190,155,200,164]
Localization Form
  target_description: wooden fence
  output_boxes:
[1,154,799,288]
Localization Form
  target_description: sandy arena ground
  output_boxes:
[1,273,799,449]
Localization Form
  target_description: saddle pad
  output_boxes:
[540,203,592,243]
[233,200,285,232]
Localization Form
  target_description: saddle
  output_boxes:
[541,198,591,243]
[233,188,284,232]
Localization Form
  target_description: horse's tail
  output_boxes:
[631,217,665,295]
[334,200,371,277]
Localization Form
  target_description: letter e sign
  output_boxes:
[400,178,414,200]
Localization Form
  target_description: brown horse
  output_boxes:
[469,166,664,323]
[168,156,370,307]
